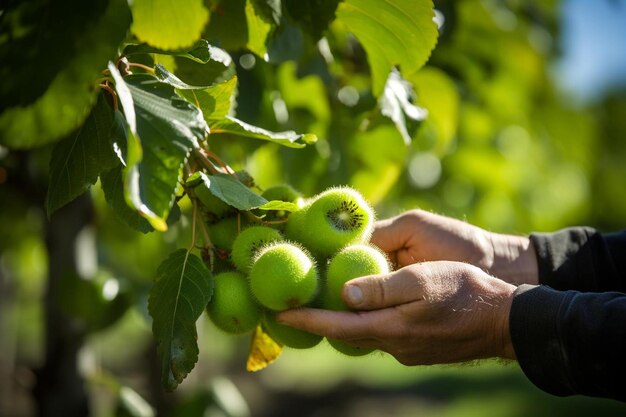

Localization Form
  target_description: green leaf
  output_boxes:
[284,0,340,40]
[0,0,103,110]
[154,64,236,120]
[251,0,282,25]
[0,0,132,148]
[124,40,233,66]
[148,250,213,391]
[336,0,438,96]
[130,0,210,50]
[117,74,208,231]
[211,117,317,148]
[153,66,315,148]
[258,201,299,212]
[245,0,274,58]
[100,165,182,233]
[198,173,268,211]
[379,69,427,145]
[46,94,119,216]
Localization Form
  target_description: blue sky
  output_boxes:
[557,0,626,102]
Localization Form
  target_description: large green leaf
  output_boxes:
[46,94,119,216]
[0,0,104,111]
[148,250,213,391]
[130,0,210,50]
[113,73,208,231]
[0,0,132,148]
[336,0,438,96]
[245,0,274,58]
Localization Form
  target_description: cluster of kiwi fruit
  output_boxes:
[199,183,390,357]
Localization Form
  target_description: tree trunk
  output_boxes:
[33,194,93,417]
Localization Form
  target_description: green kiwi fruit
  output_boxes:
[207,272,262,334]
[324,244,390,310]
[231,226,283,273]
[262,312,322,349]
[207,216,239,251]
[248,242,319,311]
[327,339,374,357]
[323,244,390,356]
[193,184,234,219]
[261,184,303,205]
[285,187,374,258]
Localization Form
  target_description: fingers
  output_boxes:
[276,307,396,341]
[370,216,408,255]
[342,264,433,310]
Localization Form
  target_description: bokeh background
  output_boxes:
[1,0,626,416]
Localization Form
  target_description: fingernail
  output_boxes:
[345,285,363,305]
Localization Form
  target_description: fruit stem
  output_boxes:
[197,213,216,271]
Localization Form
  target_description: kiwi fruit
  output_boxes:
[327,339,374,357]
[324,244,390,310]
[207,272,262,334]
[248,242,319,311]
[285,187,374,258]
[261,184,303,205]
[207,216,239,251]
[263,312,323,349]
[193,184,233,219]
[231,226,283,273]
[323,244,389,356]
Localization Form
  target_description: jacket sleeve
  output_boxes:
[509,227,626,402]
[510,285,626,402]
[530,227,626,292]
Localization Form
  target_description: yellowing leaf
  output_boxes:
[246,325,283,372]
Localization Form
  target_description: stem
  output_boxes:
[191,149,221,175]
[99,83,118,112]
[204,149,235,174]
[128,62,155,74]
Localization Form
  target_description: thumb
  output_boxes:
[342,265,429,310]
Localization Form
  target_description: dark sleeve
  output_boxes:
[530,227,626,292]
[510,284,626,402]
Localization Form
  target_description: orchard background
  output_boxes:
[1,0,626,416]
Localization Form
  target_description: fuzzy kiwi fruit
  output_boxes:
[285,187,374,258]
[207,271,262,334]
[263,312,322,349]
[248,242,319,311]
[323,244,390,356]
[231,226,283,273]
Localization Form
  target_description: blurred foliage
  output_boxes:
[1,0,626,416]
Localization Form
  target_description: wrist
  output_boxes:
[493,281,517,360]
[487,232,539,286]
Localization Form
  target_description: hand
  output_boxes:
[372,210,538,286]
[277,261,517,365]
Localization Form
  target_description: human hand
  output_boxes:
[372,210,538,286]
[277,261,517,365]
